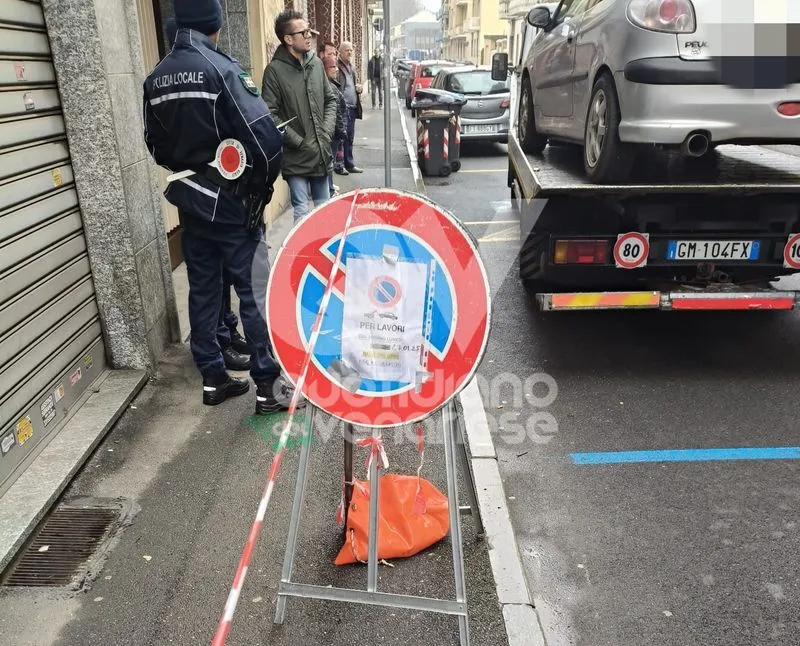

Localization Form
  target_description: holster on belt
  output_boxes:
[199,165,274,232]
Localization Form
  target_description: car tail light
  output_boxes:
[778,102,800,117]
[501,97,510,108]
[627,0,696,34]
[554,240,609,265]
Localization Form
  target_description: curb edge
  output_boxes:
[457,378,549,646]
[395,95,426,195]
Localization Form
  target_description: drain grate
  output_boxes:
[3,506,120,587]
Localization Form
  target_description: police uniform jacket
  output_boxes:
[261,45,337,178]
[142,29,282,226]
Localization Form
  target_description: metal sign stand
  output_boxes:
[274,399,483,646]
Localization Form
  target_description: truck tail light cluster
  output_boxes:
[554,240,609,265]
[627,0,696,34]
[501,98,510,108]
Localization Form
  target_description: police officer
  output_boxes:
[165,17,251,374]
[144,0,303,413]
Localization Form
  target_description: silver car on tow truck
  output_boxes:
[507,0,800,183]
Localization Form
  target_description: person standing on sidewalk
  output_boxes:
[317,40,344,195]
[262,11,337,223]
[323,53,349,196]
[367,49,384,109]
[144,0,302,413]
[165,17,251,373]
[337,42,364,175]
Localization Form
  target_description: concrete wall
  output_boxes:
[41,0,180,372]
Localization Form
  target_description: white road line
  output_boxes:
[458,377,549,646]
[465,220,518,226]
[457,169,506,173]
[397,98,424,193]
[479,226,520,243]
[478,237,521,244]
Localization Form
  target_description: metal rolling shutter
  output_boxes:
[0,0,106,495]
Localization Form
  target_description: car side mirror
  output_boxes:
[527,6,552,29]
[491,53,508,82]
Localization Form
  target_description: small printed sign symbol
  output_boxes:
[368,276,402,308]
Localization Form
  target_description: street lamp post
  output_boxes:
[383,0,391,187]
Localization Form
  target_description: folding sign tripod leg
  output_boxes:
[274,406,316,625]
[343,424,354,527]
[366,426,382,593]
[455,412,484,538]
[443,401,471,646]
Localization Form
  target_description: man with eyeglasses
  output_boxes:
[262,11,337,223]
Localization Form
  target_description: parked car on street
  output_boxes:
[508,0,800,183]
[430,66,511,143]
[407,60,456,113]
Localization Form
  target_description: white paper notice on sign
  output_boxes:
[341,255,428,384]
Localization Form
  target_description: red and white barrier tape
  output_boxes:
[423,129,430,160]
[443,127,449,160]
[357,436,389,479]
[455,117,461,145]
[211,190,363,646]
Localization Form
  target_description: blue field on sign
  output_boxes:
[571,447,800,465]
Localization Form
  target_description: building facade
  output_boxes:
[441,0,508,65]
[288,0,365,76]
[501,0,547,66]
[0,0,328,499]
[391,10,442,60]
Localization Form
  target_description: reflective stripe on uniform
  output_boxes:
[150,91,220,105]
[179,177,219,199]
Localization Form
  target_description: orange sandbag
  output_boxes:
[334,474,450,566]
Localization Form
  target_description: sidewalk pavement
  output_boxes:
[0,102,509,646]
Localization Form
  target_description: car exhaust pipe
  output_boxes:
[681,133,710,157]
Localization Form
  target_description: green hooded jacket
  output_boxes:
[261,45,337,177]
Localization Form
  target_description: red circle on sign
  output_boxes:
[784,233,800,269]
[220,145,242,174]
[266,189,491,428]
[613,232,649,269]
[368,276,402,308]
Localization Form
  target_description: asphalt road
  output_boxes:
[403,106,800,646]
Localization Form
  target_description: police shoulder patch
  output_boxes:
[239,72,260,96]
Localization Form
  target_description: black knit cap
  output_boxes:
[174,0,222,36]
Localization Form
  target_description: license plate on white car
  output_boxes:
[464,124,498,134]
[666,240,760,261]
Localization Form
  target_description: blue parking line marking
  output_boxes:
[571,447,800,465]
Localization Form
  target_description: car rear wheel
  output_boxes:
[583,73,633,183]
[519,79,547,155]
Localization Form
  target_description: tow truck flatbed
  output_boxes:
[510,136,800,199]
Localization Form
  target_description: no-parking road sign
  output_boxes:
[267,189,491,428]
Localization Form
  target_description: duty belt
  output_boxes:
[196,165,271,232]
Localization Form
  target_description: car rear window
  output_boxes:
[448,71,509,95]
[421,66,441,78]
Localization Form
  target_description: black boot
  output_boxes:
[203,372,250,406]
[229,329,250,354]
[255,376,307,415]
[222,346,251,371]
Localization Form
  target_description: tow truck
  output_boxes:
[491,18,800,313]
